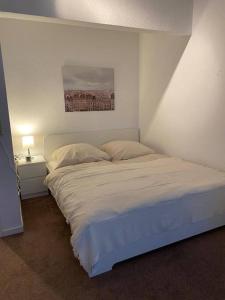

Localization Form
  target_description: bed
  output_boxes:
[44,129,225,277]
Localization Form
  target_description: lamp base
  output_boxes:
[25,155,32,162]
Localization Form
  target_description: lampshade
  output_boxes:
[22,136,34,147]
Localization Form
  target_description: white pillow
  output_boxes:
[101,140,155,161]
[51,143,111,169]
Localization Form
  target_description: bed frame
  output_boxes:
[44,128,225,277]
[90,214,225,277]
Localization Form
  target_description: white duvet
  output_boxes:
[45,156,225,275]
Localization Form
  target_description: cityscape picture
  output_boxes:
[62,65,115,112]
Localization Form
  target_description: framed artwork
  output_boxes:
[62,65,115,112]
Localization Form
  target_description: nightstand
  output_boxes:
[16,155,48,200]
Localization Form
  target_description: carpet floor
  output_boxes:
[1,195,225,300]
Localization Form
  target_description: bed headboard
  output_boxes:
[44,128,139,161]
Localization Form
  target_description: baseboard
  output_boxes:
[0,225,24,237]
[21,191,49,200]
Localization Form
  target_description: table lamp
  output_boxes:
[22,135,34,162]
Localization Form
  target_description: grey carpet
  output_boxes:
[1,195,225,300]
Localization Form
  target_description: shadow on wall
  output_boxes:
[139,31,190,145]
[139,1,212,150]
[0,0,57,18]
[192,0,211,29]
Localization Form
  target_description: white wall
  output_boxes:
[140,0,225,170]
[139,32,190,144]
[0,47,23,237]
[0,0,193,35]
[0,18,139,154]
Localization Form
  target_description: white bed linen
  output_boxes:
[46,154,165,171]
[46,161,58,172]
[45,157,225,276]
[113,153,167,164]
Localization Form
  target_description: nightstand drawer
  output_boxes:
[18,163,47,179]
[20,176,48,197]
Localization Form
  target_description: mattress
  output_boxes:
[45,156,225,276]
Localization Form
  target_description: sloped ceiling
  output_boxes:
[0,0,193,34]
